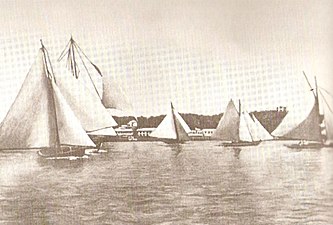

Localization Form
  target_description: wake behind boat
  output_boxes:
[0,41,96,158]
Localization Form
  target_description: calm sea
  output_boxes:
[0,141,332,225]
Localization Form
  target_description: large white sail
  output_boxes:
[244,113,273,141]
[239,112,253,142]
[58,38,118,135]
[52,80,96,147]
[272,98,321,142]
[252,115,273,140]
[0,49,95,150]
[150,113,177,140]
[211,99,240,141]
[102,76,135,116]
[56,70,118,132]
[0,50,58,149]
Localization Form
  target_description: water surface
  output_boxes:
[0,141,332,224]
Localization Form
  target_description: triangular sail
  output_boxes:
[102,76,135,116]
[56,70,118,132]
[0,50,58,149]
[58,38,118,134]
[52,81,96,147]
[239,112,253,142]
[150,103,190,141]
[252,115,273,140]
[245,113,273,141]
[277,99,321,142]
[174,118,190,141]
[211,99,240,141]
[150,113,177,140]
[174,111,191,133]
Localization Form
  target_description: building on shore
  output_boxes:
[188,128,215,140]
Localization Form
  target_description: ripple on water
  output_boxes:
[0,141,332,224]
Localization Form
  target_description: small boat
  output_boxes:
[212,99,269,147]
[272,72,333,149]
[150,102,191,143]
[0,41,96,157]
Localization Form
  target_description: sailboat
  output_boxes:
[211,99,262,147]
[57,37,118,146]
[0,41,96,157]
[150,102,190,143]
[272,72,332,149]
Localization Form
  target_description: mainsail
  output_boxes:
[58,37,118,134]
[150,103,189,142]
[0,48,95,150]
[56,71,118,132]
[211,99,240,141]
[272,73,322,142]
[280,100,321,142]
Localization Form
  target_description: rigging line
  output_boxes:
[71,42,79,78]
[171,102,180,141]
[40,42,53,80]
[72,41,103,77]
[73,43,102,100]
[302,71,316,98]
[319,86,333,98]
[43,47,57,83]
[57,38,72,62]
[319,90,333,114]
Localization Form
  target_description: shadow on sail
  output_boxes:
[0,41,96,158]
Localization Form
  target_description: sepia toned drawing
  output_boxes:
[0,0,332,224]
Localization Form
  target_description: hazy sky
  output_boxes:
[0,0,332,118]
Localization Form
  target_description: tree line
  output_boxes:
[113,109,288,134]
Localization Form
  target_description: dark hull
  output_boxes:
[89,135,141,144]
[38,147,86,158]
[220,140,261,147]
[284,142,323,149]
[150,137,187,144]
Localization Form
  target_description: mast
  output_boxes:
[40,40,61,153]
[238,99,241,116]
[171,102,179,141]
[314,76,322,143]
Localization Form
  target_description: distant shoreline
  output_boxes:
[113,109,288,133]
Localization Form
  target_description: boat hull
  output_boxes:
[152,138,187,144]
[38,146,86,158]
[284,142,323,149]
[220,140,261,147]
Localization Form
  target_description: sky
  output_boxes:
[0,0,332,119]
